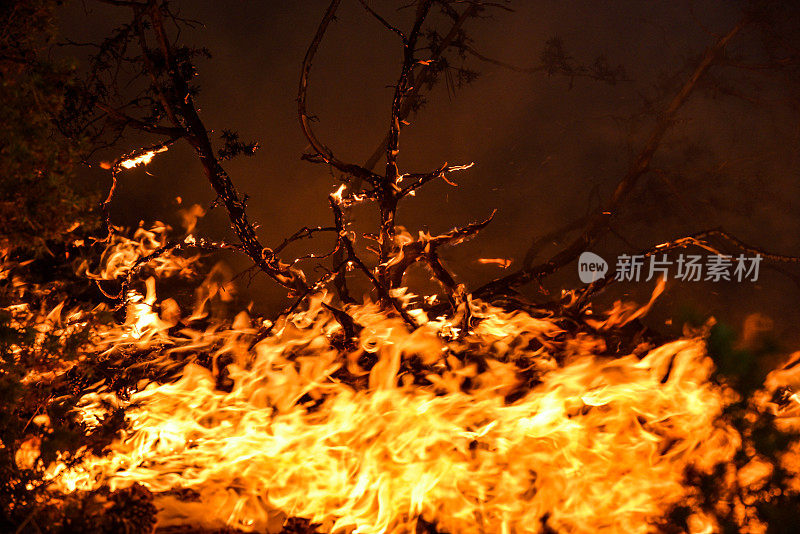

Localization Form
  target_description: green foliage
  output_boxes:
[0,0,99,252]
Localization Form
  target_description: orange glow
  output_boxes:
[5,231,798,533]
[118,146,169,170]
[478,257,513,268]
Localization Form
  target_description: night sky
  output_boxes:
[60,1,800,346]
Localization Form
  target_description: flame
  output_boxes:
[5,231,800,533]
[80,222,198,281]
[118,146,169,170]
[51,305,740,533]
[178,203,207,234]
[478,257,513,269]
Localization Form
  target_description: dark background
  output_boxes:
[59,1,800,348]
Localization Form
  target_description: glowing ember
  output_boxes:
[478,257,513,268]
[118,146,169,170]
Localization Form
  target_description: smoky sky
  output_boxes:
[59,1,800,347]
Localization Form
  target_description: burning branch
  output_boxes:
[115,236,242,303]
[329,2,485,300]
[93,0,310,295]
[396,162,474,198]
[297,1,501,311]
[100,137,178,238]
[385,209,498,290]
[329,195,419,329]
[377,0,436,285]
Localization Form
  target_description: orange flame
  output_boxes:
[5,231,798,533]
[118,146,169,170]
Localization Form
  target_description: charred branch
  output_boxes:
[356,2,480,181]
[329,195,418,329]
[101,137,180,237]
[357,0,406,42]
[473,16,750,301]
[329,2,484,299]
[298,0,383,190]
[273,226,338,256]
[397,162,474,198]
[95,103,186,138]
[379,0,435,281]
[101,0,311,295]
[385,209,497,289]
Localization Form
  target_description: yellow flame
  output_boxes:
[5,231,798,533]
[118,146,169,170]
[45,295,755,533]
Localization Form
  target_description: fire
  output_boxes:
[5,230,800,533]
[79,222,198,282]
[118,146,169,170]
[41,305,743,532]
[478,257,513,269]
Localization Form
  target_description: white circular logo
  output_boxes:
[578,252,608,283]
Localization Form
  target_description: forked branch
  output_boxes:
[109,0,310,294]
[298,0,383,190]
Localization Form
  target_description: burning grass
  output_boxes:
[2,227,800,533]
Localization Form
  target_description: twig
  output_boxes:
[358,0,406,41]
[329,196,418,329]
[397,162,474,198]
[273,226,338,255]
[473,15,749,300]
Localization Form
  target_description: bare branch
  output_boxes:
[473,15,749,300]
[298,0,384,188]
[375,0,436,286]
[358,0,406,42]
[273,226,338,255]
[701,228,800,264]
[330,3,481,298]
[385,0,434,185]
[397,162,474,198]
[135,0,309,294]
[386,209,497,288]
[96,102,185,137]
[358,3,480,179]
